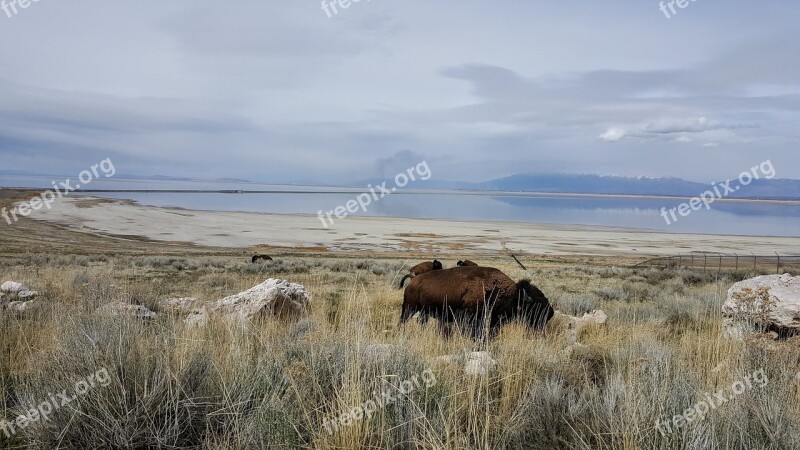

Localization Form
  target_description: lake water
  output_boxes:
[2,176,799,237]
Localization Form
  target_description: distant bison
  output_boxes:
[401,266,553,338]
[457,260,478,267]
[251,255,273,263]
[398,260,443,289]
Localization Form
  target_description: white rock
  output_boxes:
[555,309,608,334]
[580,310,608,325]
[722,318,748,341]
[562,342,588,357]
[210,279,310,322]
[159,297,200,312]
[437,351,498,376]
[184,307,209,328]
[573,310,608,331]
[16,290,38,300]
[768,331,780,340]
[6,301,37,312]
[1,281,27,294]
[723,274,800,333]
[98,302,157,320]
[464,352,498,376]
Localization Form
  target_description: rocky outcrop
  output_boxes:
[184,279,310,327]
[210,279,310,321]
[6,301,38,312]
[572,310,608,330]
[552,309,608,345]
[553,310,608,331]
[1,281,26,294]
[1,281,38,300]
[16,290,38,300]
[721,318,749,341]
[184,307,209,328]
[98,302,157,320]
[159,297,200,312]
[723,274,800,337]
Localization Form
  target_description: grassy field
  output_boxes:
[1,192,799,449]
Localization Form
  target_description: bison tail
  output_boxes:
[399,274,412,289]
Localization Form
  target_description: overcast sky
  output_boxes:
[0,0,798,184]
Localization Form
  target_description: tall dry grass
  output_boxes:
[1,255,798,449]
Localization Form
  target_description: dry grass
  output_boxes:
[1,243,799,447]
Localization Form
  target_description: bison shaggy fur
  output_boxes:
[401,266,553,337]
[251,255,273,263]
[398,259,443,288]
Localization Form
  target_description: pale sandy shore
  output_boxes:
[26,197,800,256]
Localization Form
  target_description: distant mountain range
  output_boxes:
[475,174,800,200]
[3,170,799,200]
[361,173,800,200]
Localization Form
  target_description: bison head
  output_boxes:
[516,279,554,330]
[432,259,443,270]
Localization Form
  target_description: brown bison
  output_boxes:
[456,260,478,267]
[251,254,273,263]
[398,259,443,288]
[400,266,553,337]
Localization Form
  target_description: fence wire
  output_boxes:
[632,253,800,275]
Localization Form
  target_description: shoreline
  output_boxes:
[4,185,800,205]
[21,196,800,257]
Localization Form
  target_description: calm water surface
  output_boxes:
[3,176,799,237]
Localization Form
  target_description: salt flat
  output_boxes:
[27,196,800,256]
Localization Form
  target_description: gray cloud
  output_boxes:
[0,0,798,184]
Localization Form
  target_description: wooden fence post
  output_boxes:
[511,254,527,270]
